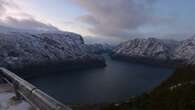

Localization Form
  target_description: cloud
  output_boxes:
[0,17,59,32]
[0,0,59,32]
[72,0,158,37]
[0,0,20,16]
[0,0,9,16]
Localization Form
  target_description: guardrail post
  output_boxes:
[13,81,21,100]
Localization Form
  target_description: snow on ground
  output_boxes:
[0,84,33,110]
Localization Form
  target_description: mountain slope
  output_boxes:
[174,36,195,64]
[112,38,180,65]
[111,36,195,65]
[0,32,105,75]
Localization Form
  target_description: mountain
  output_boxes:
[173,36,195,64]
[85,43,114,54]
[111,36,195,66]
[111,38,181,66]
[0,32,105,76]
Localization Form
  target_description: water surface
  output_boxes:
[27,55,174,104]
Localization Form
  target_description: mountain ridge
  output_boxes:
[111,36,195,66]
[0,32,106,76]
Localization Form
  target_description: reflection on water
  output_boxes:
[27,55,174,104]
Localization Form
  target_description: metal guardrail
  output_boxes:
[0,67,72,110]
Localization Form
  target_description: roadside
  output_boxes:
[0,84,33,110]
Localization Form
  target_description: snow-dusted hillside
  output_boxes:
[112,37,195,65]
[113,38,175,60]
[174,36,195,64]
[0,32,105,73]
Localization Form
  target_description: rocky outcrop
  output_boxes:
[111,37,195,66]
[0,32,105,75]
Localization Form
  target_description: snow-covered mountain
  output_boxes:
[112,37,195,65]
[0,32,105,74]
[174,36,195,64]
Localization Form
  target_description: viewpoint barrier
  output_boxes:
[0,67,72,110]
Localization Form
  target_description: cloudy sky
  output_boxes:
[0,0,195,43]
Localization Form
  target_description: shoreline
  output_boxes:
[7,59,106,78]
[110,54,186,68]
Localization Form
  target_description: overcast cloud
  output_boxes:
[0,0,59,33]
[72,0,160,37]
[0,0,194,41]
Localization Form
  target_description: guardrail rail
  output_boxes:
[0,67,72,110]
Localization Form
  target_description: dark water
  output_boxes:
[27,55,174,104]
